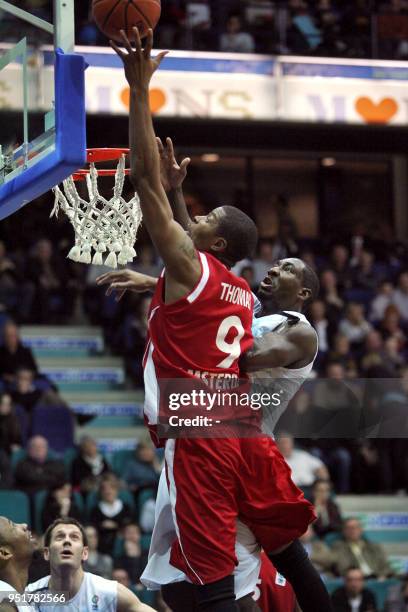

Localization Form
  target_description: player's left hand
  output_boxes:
[156,137,191,192]
[110,27,168,90]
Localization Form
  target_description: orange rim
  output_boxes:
[72,148,130,181]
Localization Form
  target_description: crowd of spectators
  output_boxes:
[3,1,408,60]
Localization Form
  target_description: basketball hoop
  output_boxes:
[51,148,142,269]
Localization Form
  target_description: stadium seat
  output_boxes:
[141,533,152,551]
[31,404,74,453]
[366,579,400,612]
[0,490,30,525]
[324,532,342,547]
[10,447,26,471]
[111,449,135,476]
[63,447,78,479]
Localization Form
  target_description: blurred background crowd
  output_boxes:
[2,0,408,60]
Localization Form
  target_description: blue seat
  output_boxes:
[11,447,27,471]
[366,579,400,611]
[63,447,78,479]
[112,450,135,476]
[31,404,74,453]
[0,490,30,525]
[324,532,342,547]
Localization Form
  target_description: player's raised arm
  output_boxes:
[110,28,201,291]
[156,137,192,231]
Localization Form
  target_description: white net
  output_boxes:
[51,155,142,268]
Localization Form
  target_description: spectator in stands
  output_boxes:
[10,368,44,416]
[311,479,343,538]
[299,524,334,577]
[369,281,394,323]
[0,392,22,454]
[327,334,357,376]
[380,305,407,351]
[253,239,279,285]
[314,0,346,57]
[115,523,147,584]
[112,567,132,588]
[276,434,329,490]
[41,482,83,531]
[392,272,408,321]
[26,238,71,323]
[83,525,113,579]
[122,441,161,495]
[308,299,337,359]
[320,269,345,318]
[360,330,389,375]
[331,567,378,612]
[339,303,373,350]
[219,13,255,53]
[385,574,408,612]
[0,449,13,489]
[0,241,34,322]
[331,518,394,579]
[330,244,352,293]
[14,435,65,496]
[71,435,110,494]
[90,474,134,556]
[287,0,322,54]
[0,320,38,383]
[351,250,382,294]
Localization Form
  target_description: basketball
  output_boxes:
[92,0,161,41]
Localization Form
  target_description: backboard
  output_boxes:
[0,0,86,219]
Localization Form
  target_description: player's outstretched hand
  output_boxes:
[96,269,158,301]
[156,137,191,193]
[110,27,168,90]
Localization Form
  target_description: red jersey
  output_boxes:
[254,553,296,612]
[143,251,254,445]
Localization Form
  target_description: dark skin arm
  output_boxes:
[110,29,201,303]
[241,322,317,371]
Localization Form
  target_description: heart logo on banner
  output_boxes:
[355,97,398,124]
[120,88,167,114]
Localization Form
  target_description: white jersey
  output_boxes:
[26,572,117,612]
[0,579,36,612]
[141,310,318,599]
[251,310,318,436]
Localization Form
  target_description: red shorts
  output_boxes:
[165,436,316,585]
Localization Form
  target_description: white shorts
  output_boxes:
[141,469,261,600]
